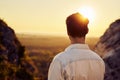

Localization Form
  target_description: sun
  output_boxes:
[78,6,95,22]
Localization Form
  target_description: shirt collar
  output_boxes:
[65,44,90,52]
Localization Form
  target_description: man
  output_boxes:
[48,13,105,80]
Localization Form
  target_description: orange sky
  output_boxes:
[0,0,120,37]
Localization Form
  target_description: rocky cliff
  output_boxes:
[0,19,35,80]
[95,19,120,80]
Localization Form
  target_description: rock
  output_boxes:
[0,19,35,80]
[95,19,120,80]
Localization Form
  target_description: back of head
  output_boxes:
[66,13,89,38]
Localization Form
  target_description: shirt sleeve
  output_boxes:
[48,58,64,80]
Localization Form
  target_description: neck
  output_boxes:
[69,36,85,44]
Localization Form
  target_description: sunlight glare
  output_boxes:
[78,6,95,22]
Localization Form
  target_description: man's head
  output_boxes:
[66,13,89,38]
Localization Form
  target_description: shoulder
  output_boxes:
[52,51,70,66]
[88,50,104,61]
[53,52,66,62]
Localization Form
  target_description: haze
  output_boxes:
[0,0,120,37]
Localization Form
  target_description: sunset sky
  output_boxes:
[0,0,120,37]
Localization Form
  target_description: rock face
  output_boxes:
[95,19,120,80]
[0,19,35,80]
[0,19,23,64]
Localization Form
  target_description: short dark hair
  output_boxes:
[66,13,89,38]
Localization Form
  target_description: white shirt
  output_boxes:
[48,44,105,80]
